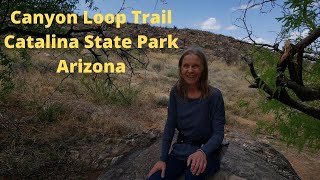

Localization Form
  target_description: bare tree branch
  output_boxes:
[243,56,320,120]
[42,74,72,107]
[234,0,283,52]
[238,0,320,120]
[295,28,320,50]
[277,73,320,101]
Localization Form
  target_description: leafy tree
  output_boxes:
[237,0,320,150]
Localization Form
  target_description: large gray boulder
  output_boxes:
[98,131,300,180]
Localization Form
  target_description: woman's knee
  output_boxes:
[147,171,162,180]
[184,168,206,180]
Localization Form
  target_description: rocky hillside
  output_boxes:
[76,19,254,65]
[117,23,252,64]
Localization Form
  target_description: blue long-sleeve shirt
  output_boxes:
[160,86,225,162]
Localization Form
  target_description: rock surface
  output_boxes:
[98,131,300,180]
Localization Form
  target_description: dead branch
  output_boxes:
[234,0,283,53]
[42,74,72,107]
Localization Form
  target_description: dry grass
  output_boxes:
[1,50,180,179]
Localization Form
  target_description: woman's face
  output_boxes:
[180,54,203,87]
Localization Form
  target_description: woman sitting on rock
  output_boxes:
[147,47,226,180]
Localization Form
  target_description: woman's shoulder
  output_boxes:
[170,85,178,95]
[171,84,178,91]
[209,86,223,99]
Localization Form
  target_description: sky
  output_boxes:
[76,0,285,45]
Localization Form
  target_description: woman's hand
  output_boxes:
[147,160,166,178]
[187,150,207,176]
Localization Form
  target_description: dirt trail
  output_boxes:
[268,140,320,180]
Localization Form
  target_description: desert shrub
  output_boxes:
[166,68,179,79]
[0,50,14,100]
[152,62,163,72]
[155,95,169,107]
[80,75,139,106]
[18,49,33,71]
[39,103,66,122]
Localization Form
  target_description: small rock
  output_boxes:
[228,175,246,180]
[149,132,158,140]
[126,139,135,146]
[111,155,123,165]
[69,150,80,160]
[98,153,109,161]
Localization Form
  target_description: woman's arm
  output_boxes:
[200,89,225,156]
[160,88,177,161]
[148,88,177,178]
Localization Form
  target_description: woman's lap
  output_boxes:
[148,155,185,180]
[147,154,219,180]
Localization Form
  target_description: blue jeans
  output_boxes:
[147,154,219,180]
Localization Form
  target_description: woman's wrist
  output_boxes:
[197,149,207,158]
